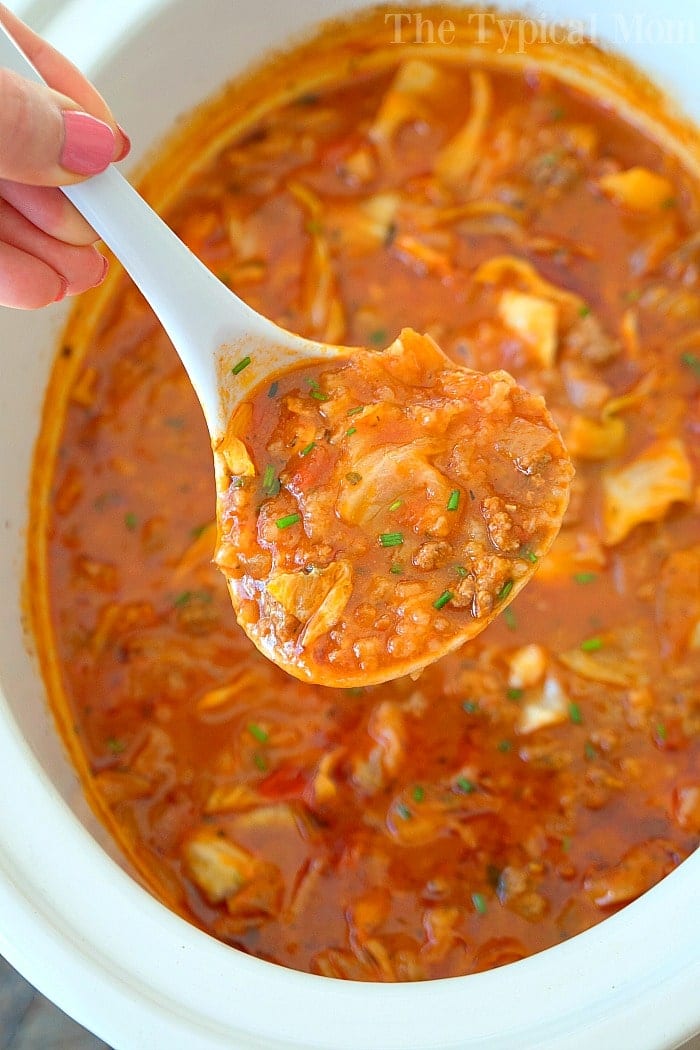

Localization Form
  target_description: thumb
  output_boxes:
[0,67,116,185]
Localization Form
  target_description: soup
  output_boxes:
[33,11,699,981]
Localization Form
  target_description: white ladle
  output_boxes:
[0,23,348,440]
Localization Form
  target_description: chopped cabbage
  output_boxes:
[602,438,693,545]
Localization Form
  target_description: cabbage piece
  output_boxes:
[214,403,255,485]
[267,560,353,646]
[368,59,447,145]
[330,192,400,253]
[534,530,606,582]
[598,167,674,211]
[197,670,262,713]
[435,70,492,184]
[655,545,700,658]
[558,644,644,689]
[474,254,584,323]
[498,290,559,367]
[566,414,626,461]
[287,179,345,341]
[182,828,255,903]
[602,438,693,545]
[380,327,452,385]
[337,441,449,527]
[517,675,569,735]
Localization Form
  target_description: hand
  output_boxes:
[0,4,130,309]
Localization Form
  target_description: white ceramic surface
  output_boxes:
[0,2,698,1048]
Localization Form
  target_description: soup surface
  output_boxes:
[38,30,700,981]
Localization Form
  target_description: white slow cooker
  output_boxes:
[0,1,698,1047]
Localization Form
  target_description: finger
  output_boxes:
[0,241,65,308]
[0,179,98,245]
[0,196,107,297]
[0,67,118,183]
[0,4,129,158]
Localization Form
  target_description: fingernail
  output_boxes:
[114,124,131,163]
[61,111,116,176]
[96,254,109,284]
[53,276,68,303]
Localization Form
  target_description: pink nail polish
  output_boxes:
[115,124,132,162]
[61,111,116,176]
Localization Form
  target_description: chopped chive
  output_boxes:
[497,739,512,753]
[124,511,138,531]
[447,489,460,512]
[232,477,246,489]
[433,590,454,610]
[506,687,523,701]
[584,740,597,760]
[380,532,404,548]
[106,736,126,755]
[306,218,323,235]
[573,572,597,585]
[347,405,364,416]
[306,377,319,389]
[253,752,268,772]
[299,441,316,457]
[681,352,700,380]
[562,835,572,853]
[267,381,279,398]
[471,892,488,915]
[655,722,667,741]
[388,498,403,512]
[276,512,301,529]
[581,636,603,652]
[455,566,469,578]
[262,464,277,495]
[190,523,209,539]
[412,785,425,803]
[346,471,362,486]
[390,563,403,575]
[247,723,269,743]
[578,304,591,317]
[496,580,514,603]
[369,328,387,346]
[569,702,583,725]
[457,776,475,794]
[462,700,479,714]
[520,547,539,564]
[396,802,412,820]
[173,590,193,607]
[310,389,330,402]
[346,427,357,437]
[231,355,251,375]
[503,607,517,631]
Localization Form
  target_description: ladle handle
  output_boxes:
[0,21,266,430]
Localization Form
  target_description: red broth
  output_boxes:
[36,33,700,981]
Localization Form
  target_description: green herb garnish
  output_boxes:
[347,405,364,416]
[433,590,454,610]
[310,389,330,402]
[462,700,479,714]
[253,752,268,772]
[471,892,488,915]
[584,741,597,760]
[412,785,425,803]
[496,580,514,603]
[506,687,523,701]
[124,512,138,531]
[276,512,301,529]
[388,498,403,512]
[390,563,403,575]
[497,739,512,753]
[578,304,591,317]
[573,572,597,585]
[520,547,538,564]
[681,352,700,380]
[346,427,357,437]
[503,607,517,631]
[247,723,269,743]
[396,802,412,820]
[457,776,475,794]
[380,532,404,548]
[447,489,460,512]
[299,441,316,457]
[581,636,603,652]
[455,566,469,577]
[231,355,251,375]
[369,329,388,346]
[106,737,126,755]
[262,465,280,496]
[267,381,279,398]
[569,702,583,724]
